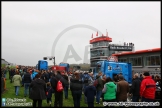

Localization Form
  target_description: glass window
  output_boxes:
[118,58,127,62]
[138,57,142,66]
[155,56,160,65]
[91,48,108,57]
[145,55,160,66]
[129,57,142,66]
[146,56,150,66]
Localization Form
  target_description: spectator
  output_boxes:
[82,71,93,104]
[116,75,129,102]
[95,72,104,104]
[154,75,161,88]
[22,69,32,97]
[29,72,46,107]
[3,67,7,79]
[102,77,117,107]
[46,82,53,107]
[140,71,156,102]
[10,69,15,83]
[113,75,119,84]
[84,80,96,107]
[129,73,141,102]
[70,71,83,107]
[101,74,107,102]
[62,71,69,99]
[139,74,143,81]
[31,69,38,80]
[12,70,22,96]
[50,71,66,107]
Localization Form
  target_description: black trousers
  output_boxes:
[33,99,42,107]
[88,102,94,107]
[54,91,63,107]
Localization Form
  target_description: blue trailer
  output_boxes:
[93,60,132,84]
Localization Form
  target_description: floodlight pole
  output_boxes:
[53,57,55,66]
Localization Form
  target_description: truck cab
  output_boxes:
[59,62,70,72]
[93,60,132,84]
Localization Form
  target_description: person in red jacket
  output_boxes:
[140,71,156,102]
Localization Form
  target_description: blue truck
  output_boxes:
[37,60,48,71]
[93,60,132,84]
[59,62,70,72]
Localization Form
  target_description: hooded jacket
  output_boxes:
[102,82,117,100]
[29,78,46,100]
[140,76,156,99]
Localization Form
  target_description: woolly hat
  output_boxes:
[143,72,150,76]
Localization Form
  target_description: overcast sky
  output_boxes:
[2,1,160,66]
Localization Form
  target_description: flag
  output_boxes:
[91,33,93,38]
[96,31,98,36]
[106,29,108,37]
[106,32,108,37]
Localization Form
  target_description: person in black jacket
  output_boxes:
[44,70,49,83]
[70,72,83,107]
[62,71,69,99]
[50,71,66,107]
[29,72,46,107]
[10,69,15,83]
[129,73,141,102]
[41,70,48,83]
[22,69,32,97]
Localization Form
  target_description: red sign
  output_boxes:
[51,66,66,71]
[108,56,118,62]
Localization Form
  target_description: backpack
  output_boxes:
[56,80,63,92]
[93,79,98,87]
[46,88,51,96]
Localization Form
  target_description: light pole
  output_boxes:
[43,56,55,66]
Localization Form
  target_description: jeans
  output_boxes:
[96,90,102,103]
[64,85,69,99]
[72,90,82,107]
[132,95,140,102]
[15,86,20,96]
[4,74,6,78]
[24,83,30,96]
[83,85,87,103]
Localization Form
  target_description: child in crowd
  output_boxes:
[46,82,53,107]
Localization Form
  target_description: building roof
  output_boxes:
[112,48,161,56]
[90,36,112,44]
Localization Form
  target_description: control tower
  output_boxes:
[89,31,134,72]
